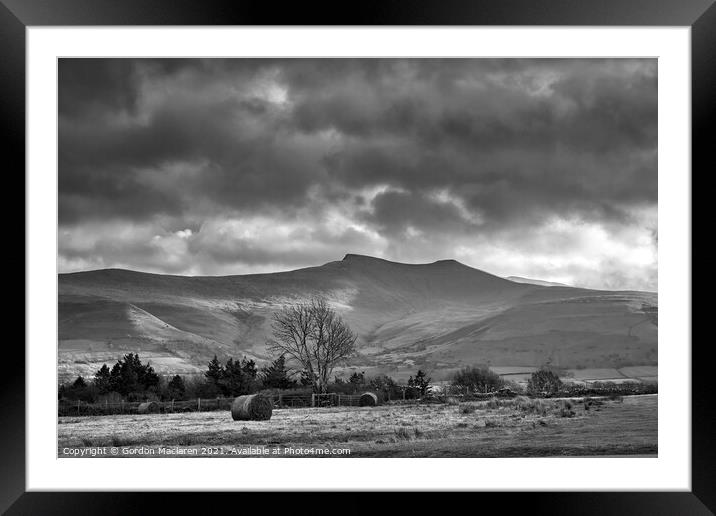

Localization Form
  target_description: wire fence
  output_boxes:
[58,392,368,417]
[58,381,657,417]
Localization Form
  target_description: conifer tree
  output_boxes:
[260,355,295,389]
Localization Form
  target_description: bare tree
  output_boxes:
[268,297,357,393]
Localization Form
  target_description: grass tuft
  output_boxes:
[394,427,411,440]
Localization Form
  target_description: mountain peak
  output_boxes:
[342,253,377,261]
[342,254,464,267]
[432,259,460,265]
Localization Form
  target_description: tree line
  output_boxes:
[59,352,292,403]
[58,350,436,404]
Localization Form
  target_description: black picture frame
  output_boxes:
[4,0,712,513]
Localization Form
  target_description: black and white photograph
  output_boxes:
[57,57,658,458]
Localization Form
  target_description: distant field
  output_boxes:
[618,366,658,379]
[490,366,539,375]
[558,366,658,385]
[58,394,657,458]
[568,368,625,380]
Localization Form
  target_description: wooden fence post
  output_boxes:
[77,400,81,416]
[311,394,315,407]
[278,394,283,408]
[198,397,201,412]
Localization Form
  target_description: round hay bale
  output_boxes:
[359,391,378,407]
[138,401,160,414]
[231,394,273,421]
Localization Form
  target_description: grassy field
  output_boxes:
[58,395,657,457]
[58,394,657,458]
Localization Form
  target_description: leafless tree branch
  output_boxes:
[267,297,357,393]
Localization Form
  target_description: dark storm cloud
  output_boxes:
[58,58,657,290]
[58,59,136,117]
[362,190,478,235]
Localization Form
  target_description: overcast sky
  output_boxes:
[58,58,657,291]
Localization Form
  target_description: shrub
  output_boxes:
[503,380,525,394]
[452,366,504,393]
[554,399,576,417]
[404,386,422,400]
[348,371,366,387]
[527,369,563,396]
[325,381,358,395]
[368,375,402,400]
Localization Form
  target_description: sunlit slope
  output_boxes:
[375,289,657,371]
[58,254,657,379]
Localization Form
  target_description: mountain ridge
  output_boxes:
[58,255,657,381]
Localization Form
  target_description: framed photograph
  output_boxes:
[6,0,711,512]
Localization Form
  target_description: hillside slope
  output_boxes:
[58,254,657,381]
[506,276,569,287]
